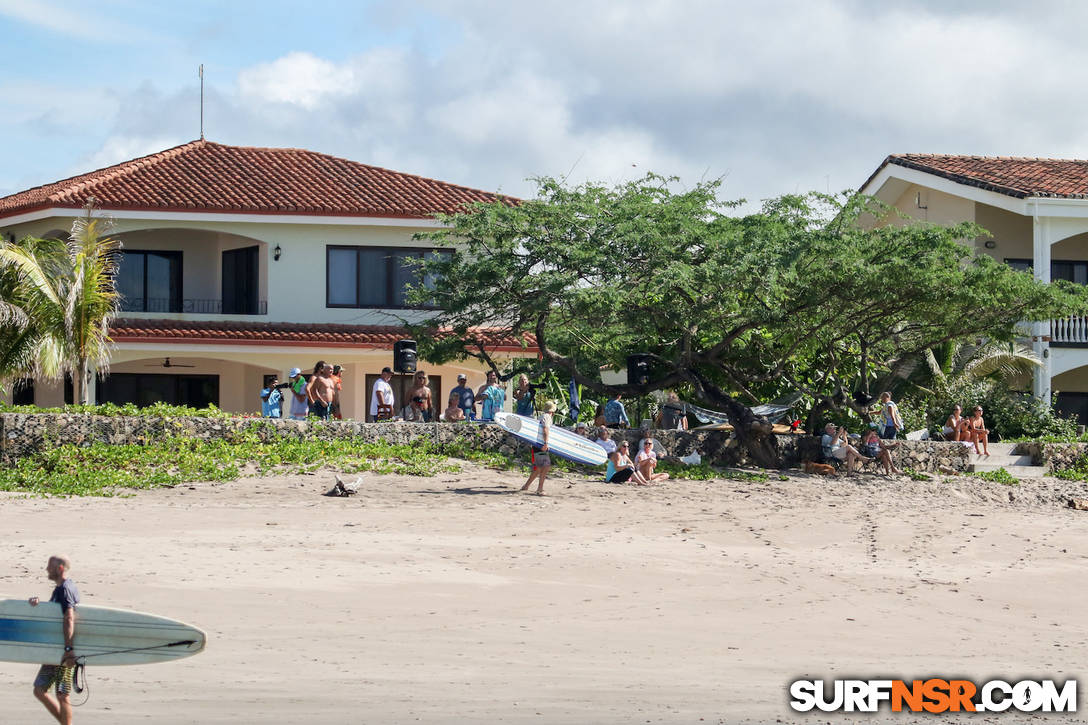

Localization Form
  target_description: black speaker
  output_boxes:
[627,353,651,388]
[394,339,417,374]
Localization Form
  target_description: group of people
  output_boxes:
[941,404,990,455]
[591,391,690,431]
[260,362,344,421]
[821,423,902,475]
[373,368,507,423]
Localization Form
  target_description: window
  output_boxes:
[326,246,452,308]
[1006,258,1088,284]
[117,250,182,312]
[97,373,218,408]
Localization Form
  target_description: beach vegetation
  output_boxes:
[968,467,1019,485]
[409,175,1088,467]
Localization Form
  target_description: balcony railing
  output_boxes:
[1051,316,1088,344]
[119,298,267,315]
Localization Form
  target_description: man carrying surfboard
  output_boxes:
[29,555,79,725]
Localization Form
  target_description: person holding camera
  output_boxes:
[820,423,872,474]
[260,375,284,418]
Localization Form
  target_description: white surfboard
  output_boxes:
[0,598,206,666]
[494,412,608,466]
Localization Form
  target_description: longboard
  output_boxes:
[494,412,608,466]
[0,598,206,666]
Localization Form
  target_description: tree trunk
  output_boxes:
[76,360,89,406]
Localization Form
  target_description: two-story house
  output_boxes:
[860,154,1088,422]
[0,140,536,417]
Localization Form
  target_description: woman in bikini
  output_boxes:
[942,405,963,441]
[967,406,989,455]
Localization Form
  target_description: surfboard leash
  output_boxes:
[70,640,198,707]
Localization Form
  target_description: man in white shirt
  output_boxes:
[370,367,395,421]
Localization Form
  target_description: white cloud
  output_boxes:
[76,135,188,175]
[50,1,1088,208]
[238,52,361,110]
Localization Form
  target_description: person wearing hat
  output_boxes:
[519,400,555,495]
[450,373,476,420]
[370,367,395,422]
[287,367,309,420]
[574,420,589,438]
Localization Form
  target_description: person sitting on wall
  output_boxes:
[442,392,465,422]
[942,405,963,441]
[400,397,427,423]
[574,421,589,438]
[966,405,990,456]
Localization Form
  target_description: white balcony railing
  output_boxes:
[1051,316,1088,344]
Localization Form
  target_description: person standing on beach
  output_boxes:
[476,370,506,421]
[604,392,629,428]
[330,365,344,420]
[288,367,309,420]
[307,362,336,421]
[408,371,434,422]
[878,392,904,439]
[30,555,79,725]
[370,367,395,421]
[450,373,477,419]
[520,401,554,495]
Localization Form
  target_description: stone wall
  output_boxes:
[0,413,976,473]
[1020,442,1088,473]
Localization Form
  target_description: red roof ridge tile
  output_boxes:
[0,140,518,220]
[862,153,1088,200]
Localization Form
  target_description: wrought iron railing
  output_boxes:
[119,298,267,315]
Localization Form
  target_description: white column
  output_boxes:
[1032,214,1052,403]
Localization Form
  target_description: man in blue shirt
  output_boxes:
[450,373,477,419]
[30,555,80,725]
[604,392,630,428]
[260,375,283,418]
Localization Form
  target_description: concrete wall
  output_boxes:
[889,184,975,229]
[975,202,1032,262]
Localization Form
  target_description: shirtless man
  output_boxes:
[407,371,433,422]
[306,361,336,421]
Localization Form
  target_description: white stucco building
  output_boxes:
[860,154,1088,422]
[0,140,536,417]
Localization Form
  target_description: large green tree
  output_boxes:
[0,206,121,405]
[409,175,1088,466]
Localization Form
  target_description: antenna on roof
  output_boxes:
[198,64,205,140]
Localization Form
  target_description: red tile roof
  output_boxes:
[864,154,1088,199]
[0,140,517,220]
[109,318,537,353]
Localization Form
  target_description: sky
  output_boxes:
[3,0,1088,207]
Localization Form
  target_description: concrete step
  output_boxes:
[967,454,1034,467]
[981,442,1019,456]
[968,463,1047,478]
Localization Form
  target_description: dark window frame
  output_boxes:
[325,245,452,309]
[1006,258,1088,284]
[118,249,184,313]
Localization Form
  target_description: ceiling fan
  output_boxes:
[146,357,197,368]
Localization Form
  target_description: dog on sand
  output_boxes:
[804,461,837,476]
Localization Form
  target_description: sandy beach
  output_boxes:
[3,464,1088,724]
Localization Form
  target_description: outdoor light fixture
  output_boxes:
[984,240,997,249]
[273,244,282,261]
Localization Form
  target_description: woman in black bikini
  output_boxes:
[967,406,989,455]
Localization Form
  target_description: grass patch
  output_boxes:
[968,467,1019,486]
[0,433,462,497]
[903,468,932,481]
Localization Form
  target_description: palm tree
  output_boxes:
[0,205,121,405]
[923,339,1040,392]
